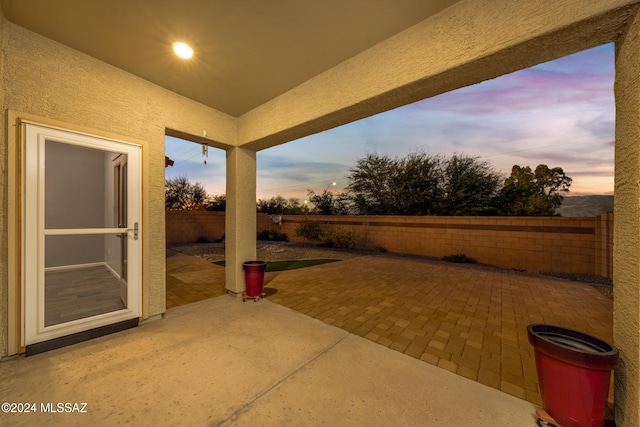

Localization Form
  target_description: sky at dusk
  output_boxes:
[165,42,615,201]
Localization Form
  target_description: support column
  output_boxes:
[225,147,257,295]
[614,10,640,426]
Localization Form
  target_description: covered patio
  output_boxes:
[1,1,640,426]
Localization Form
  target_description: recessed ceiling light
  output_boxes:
[173,42,193,59]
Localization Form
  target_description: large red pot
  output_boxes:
[243,261,267,297]
[527,324,618,427]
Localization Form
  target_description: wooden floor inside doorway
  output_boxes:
[45,265,125,326]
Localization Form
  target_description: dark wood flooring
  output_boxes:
[45,265,125,326]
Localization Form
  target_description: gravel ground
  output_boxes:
[167,241,373,262]
[539,272,613,300]
[168,241,614,300]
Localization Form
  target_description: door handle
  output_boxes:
[125,222,139,240]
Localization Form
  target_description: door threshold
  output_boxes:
[25,318,139,356]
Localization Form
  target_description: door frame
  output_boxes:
[19,119,143,349]
[113,154,129,306]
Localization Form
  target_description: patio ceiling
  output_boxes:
[0,0,461,117]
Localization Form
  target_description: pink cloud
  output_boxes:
[407,44,614,116]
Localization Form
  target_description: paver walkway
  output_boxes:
[166,250,614,406]
[166,249,226,308]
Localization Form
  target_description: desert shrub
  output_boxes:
[257,230,289,241]
[442,253,476,263]
[294,219,323,244]
[321,227,357,249]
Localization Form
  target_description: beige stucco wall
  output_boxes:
[614,11,640,426]
[0,21,237,356]
[225,147,258,294]
[0,8,6,357]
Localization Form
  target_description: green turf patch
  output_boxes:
[213,259,340,272]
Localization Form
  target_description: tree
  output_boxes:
[285,197,304,214]
[346,151,502,216]
[205,194,226,211]
[393,151,444,215]
[438,154,502,215]
[346,153,397,215]
[306,189,354,215]
[346,151,443,215]
[165,176,208,210]
[256,196,306,215]
[495,164,572,215]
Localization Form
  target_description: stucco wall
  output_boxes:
[0,7,6,357]
[0,21,237,356]
[614,10,640,425]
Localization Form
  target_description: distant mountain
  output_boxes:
[556,195,613,217]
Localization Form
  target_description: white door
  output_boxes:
[22,122,142,347]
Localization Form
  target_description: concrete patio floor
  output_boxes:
[1,296,538,426]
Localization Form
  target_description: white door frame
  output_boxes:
[22,122,142,347]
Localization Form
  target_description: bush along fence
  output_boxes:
[166,211,613,279]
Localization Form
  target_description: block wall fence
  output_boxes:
[166,211,614,279]
[165,210,226,244]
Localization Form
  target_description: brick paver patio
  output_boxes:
[166,249,227,308]
[166,250,613,405]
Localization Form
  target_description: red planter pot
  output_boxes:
[243,261,267,297]
[527,324,618,427]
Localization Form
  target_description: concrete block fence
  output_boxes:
[166,211,614,278]
[165,210,226,244]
